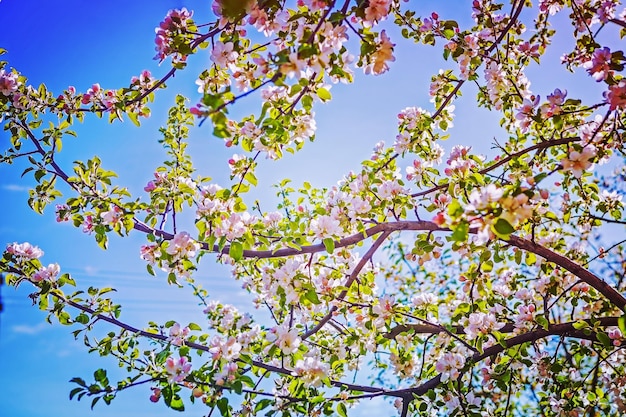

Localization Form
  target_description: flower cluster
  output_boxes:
[560,145,596,178]
[435,352,466,382]
[267,324,301,355]
[154,8,194,62]
[164,356,192,383]
[31,263,60,282]
[0,68,20,96]
[6,242,43,260]
[167,322,190,346]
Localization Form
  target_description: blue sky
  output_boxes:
[0,1,612,416]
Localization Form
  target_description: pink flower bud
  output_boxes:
[144,181,156,192]
[432,212,446,226]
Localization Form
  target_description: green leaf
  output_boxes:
[217,398,229,415]
[244,172,258,187]
[254,399,272,412]
[535,314,549,330]
[229,241,243,261]
[91,396,100,409]
[57,273,76,287]
[493,218,515,236]
[170,394,185,411]
[317,87,332,101]
[618,315,626,334]
[75,313,89,324]
[450,221,469,242]
[94,369,107,384]
[572,320,589,330]
[127,112,140,127]
[323,237,335,254]
[69,387,84,401]
[304,289,321,305]
[597,331,611,348]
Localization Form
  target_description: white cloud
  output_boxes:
[2,184,29,192]
[11,322,50,335]
[83,265,98,276]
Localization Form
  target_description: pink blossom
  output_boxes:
[292,113,317,142]
[514,304,536,330]
[209,335,242,361]
[364,0,391,23]
[411,292,437,307]
[55,204,70,222]
[164,356,192,383]
[253,8,289,36]
[541,88,566,118]
[310,215,341,239]
[166,231,201,258]
[214,213,247,240]
[607,327,623,346]
[149,388,161,402]
[377,179,404,200]
[595,1,616,23]
[140,244,160,264]
[100,206,123,226]
[297,0,327,12]
[347,195,371,218]
[445,145,479,176]
[465,312,505,339]
[201,183,222,197]
[82,215,94,234]
[518,41,540,60]
[432,212,446,226]
[280,51,307,79]
[539,0,562,15]
[293,356,330,387]
[0,69,19,95]
[467,184,503,210]
[214,362,238,385]
[433,193,451,210]
[514,95,539,131]
[372,295,395,320]
[604,80,626,110]
[484,61,508,109]
[210,41,238,67]
[267,324,301,354]
[167,323,189,346]
[130,69,154,87]
[365,30,395,75]
[420,16,436,32]
[406,159,427,182]
[398,106,429,130]
[31,263,60,282]
[393,132,411,153]
[6,242,44,260]
[435,352,465,382]
[144,180,156,192]
[560,145,596,178]
[583,47,612,82]
[262,211,283,227]
[154,8,193,61]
